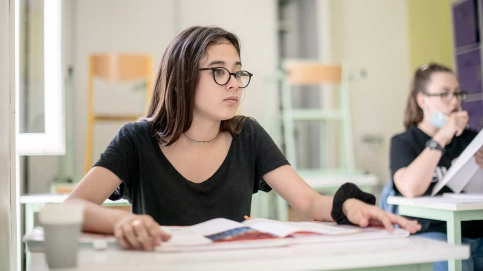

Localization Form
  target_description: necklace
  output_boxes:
[183,132,220,143]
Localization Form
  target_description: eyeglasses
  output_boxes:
[422,91,468,103]
[199,67,253,88]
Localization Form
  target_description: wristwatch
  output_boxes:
[426,139,444,152]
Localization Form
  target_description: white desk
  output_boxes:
[387,196,483,271]
[28,236,468,271]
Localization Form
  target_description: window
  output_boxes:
[16,0,64,155]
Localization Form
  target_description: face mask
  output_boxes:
[429,111,447,128]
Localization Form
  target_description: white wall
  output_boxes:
[29,0,279,191]
[1,0,18,269]
[329,0,410,184]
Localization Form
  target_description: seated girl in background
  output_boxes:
[66,26,420,251]
[390,63,483,271]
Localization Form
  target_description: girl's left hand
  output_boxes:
[475,148,483,168]
[343,199,421,233]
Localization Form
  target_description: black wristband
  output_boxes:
[331,182,376,225]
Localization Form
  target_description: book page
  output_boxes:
[432,129,483,196]
[243,218,361,237]
[165,218,278,244]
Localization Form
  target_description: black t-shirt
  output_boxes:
[94,118,289,226]
[390,127,482,237]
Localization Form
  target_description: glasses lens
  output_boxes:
[458,92,467,101]
[237,71,251,88]
[213,67,230,85]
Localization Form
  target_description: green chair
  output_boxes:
[276,60,377,220]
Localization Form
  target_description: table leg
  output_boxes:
[447,212,462,271]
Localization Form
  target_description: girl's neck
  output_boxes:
[184,115,221,143]
[417,119,438,137]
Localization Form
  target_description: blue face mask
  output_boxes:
[429,111,447,128]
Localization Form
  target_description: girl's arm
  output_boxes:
[64,166,170,250]
[263,165,421,233]
[393,148,442,198]
[394,112,468,198]
[65,167,127,233]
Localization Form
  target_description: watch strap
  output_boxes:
[426,139,444,152]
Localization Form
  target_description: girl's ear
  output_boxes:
[416,92,426,110]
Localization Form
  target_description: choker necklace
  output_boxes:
[183,132,220,143]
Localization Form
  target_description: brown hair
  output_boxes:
[145,26,247,146]
[403,62,453,129]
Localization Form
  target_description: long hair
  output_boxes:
[403,63,453,129]
[145,26,247,146]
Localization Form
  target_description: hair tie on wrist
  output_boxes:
[331,182,376,225]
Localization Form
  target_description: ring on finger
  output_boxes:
[132,219,142,227]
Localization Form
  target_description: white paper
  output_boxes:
[242,218,361,237]
[432,129,483,196]
[443,193,483,200]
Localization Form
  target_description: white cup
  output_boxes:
[39,203,84,269]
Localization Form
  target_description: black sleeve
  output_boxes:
[93,123,137,186]
[247,119,290,191]
[389,135,418,194]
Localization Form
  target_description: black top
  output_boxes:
[94,118,288,225]
[94,118,289,226]
[390,127,483,237]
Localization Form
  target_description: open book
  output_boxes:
[432,129,483,196]
[24,218,410,252]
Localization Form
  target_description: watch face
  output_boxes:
[427,139,442,151]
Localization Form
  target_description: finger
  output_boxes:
[475,156,483,168]
[114,225,130,249]
[457,111,468,119]
[144,220,162,246]
[387,214,421,233]
[370,209,393,232]
[132,220,154,251]
[160,228,172,241]
[122,223,141,250]
[143,216,171,243]
[389,213,421,231]
[357,216,369,228]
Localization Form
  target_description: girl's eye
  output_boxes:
[214,68,225,77]
[440,92,450,98]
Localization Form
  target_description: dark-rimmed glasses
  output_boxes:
[422,91,468,103]
[199,67,253,88]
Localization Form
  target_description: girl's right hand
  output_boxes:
[434,111,468,145]
[113,214,171,251]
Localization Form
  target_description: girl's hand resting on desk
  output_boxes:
[476,148,483,168]
[343,199,421,233]
[114,214,171,251]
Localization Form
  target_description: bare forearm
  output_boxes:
[64,198,131,234]
[395,148,442,197]
[307,194,334,222]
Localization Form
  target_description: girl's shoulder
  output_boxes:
[391,127,425,143]
[116,120,152,141]
[236,117,267,137]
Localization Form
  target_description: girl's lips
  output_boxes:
[224,96,238,102]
